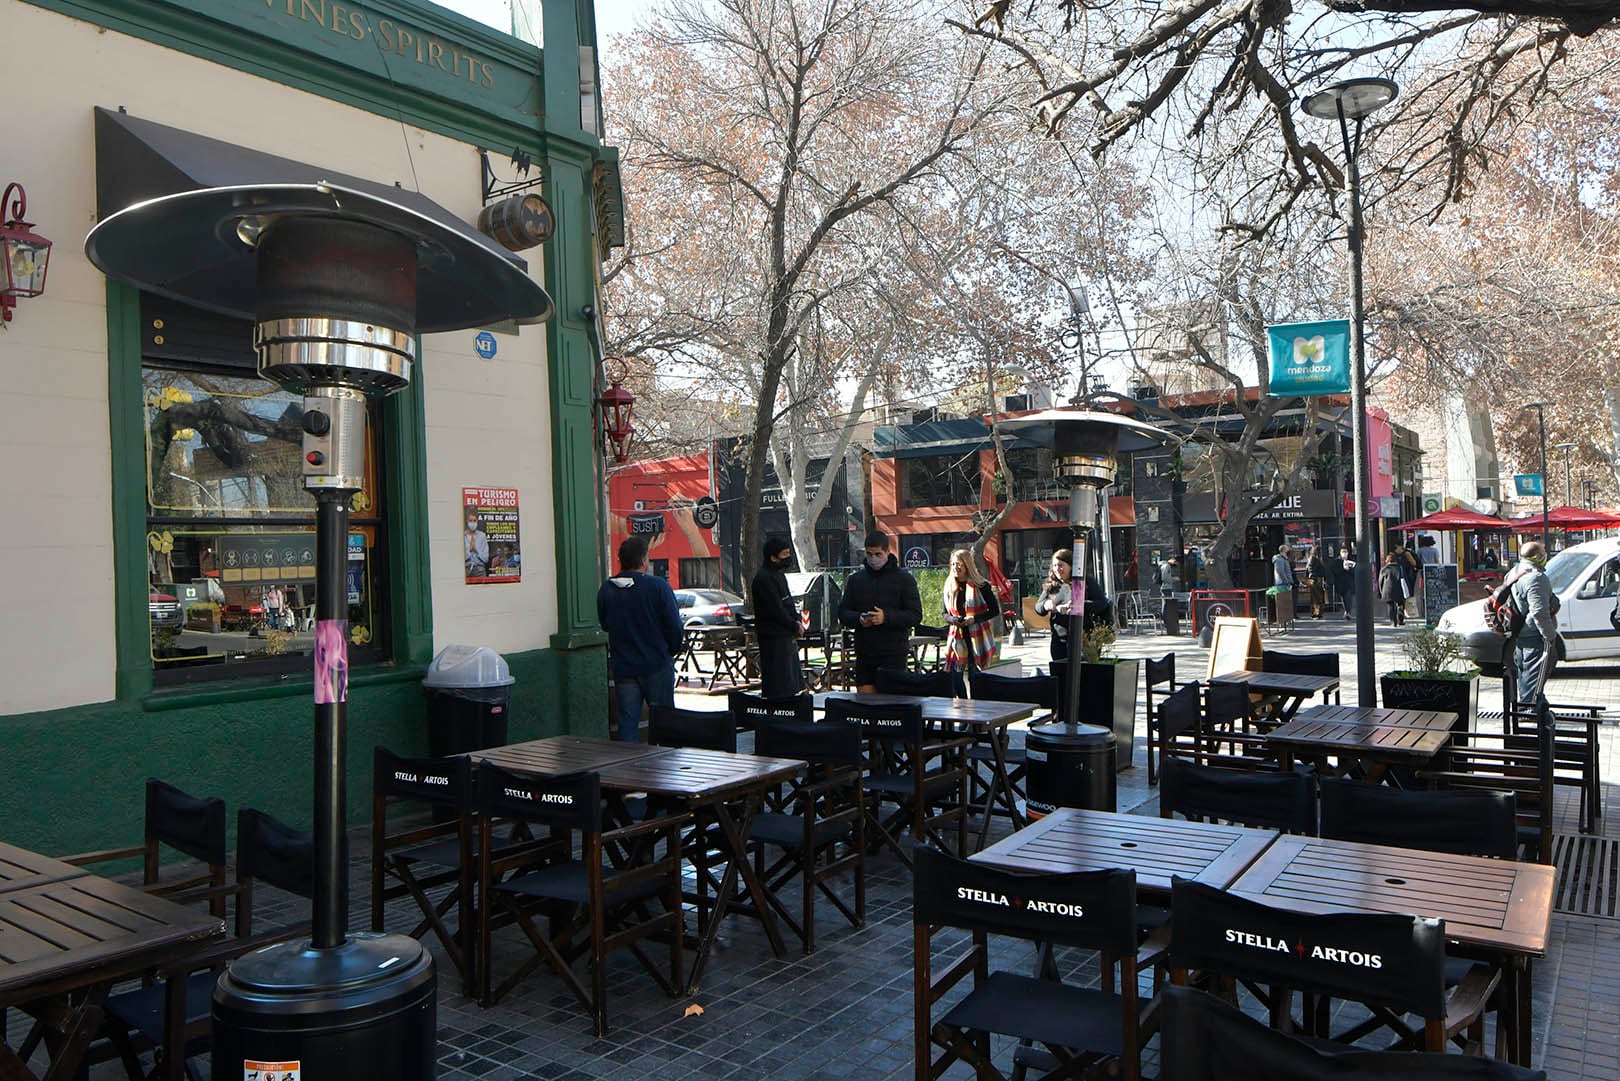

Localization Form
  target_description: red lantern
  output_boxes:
[598,362,636,464]
[1,183,51,323]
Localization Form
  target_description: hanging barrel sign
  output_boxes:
[476,194,555,252]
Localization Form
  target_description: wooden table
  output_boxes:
[818,692,1039,846]
[1210,670,1341,725]
[469,737,805,993]
[0,845,224,1081]
[1227,834,1554,1066]
[971,807,1279,896]
[1265,703,1457,783]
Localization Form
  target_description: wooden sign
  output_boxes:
[1206,617,1263,679]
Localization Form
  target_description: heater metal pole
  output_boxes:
[313,490,349,950]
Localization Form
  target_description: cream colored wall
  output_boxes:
[0,1,555,714]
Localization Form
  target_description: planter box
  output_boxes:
[1379,673,1479,738]
[1054,658,1141,770]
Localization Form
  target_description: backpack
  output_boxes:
[1482,576,1524,638]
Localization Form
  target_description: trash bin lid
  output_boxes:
[1027,721,1115,748]
[423,644,514,688]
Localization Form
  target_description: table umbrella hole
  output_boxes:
[1384,877,1406,885]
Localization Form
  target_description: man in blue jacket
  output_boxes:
[597,536,684,741]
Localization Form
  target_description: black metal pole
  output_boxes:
[1339,103,1377,706]
[313,491,349,950]
[1535,406,1550,551]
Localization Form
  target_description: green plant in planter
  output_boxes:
[1395,625,1475,678]
[1079,622,1117,664]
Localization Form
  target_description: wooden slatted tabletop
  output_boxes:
[468,735,665,776]
[1289,703,1458,730]
[970,807,1279,896]
[1210,671,1341,697]
[1265,704,1458,774]
[589,745,805,801]
[1226,834,1554,956]
[816,692,1037,730]
[0,873,225,1003]
[0,842,85,896]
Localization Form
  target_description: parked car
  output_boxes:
[149,586,184,631]
[1435,536,1620,673]
[674,588,743,627]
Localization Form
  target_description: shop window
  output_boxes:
[143,364,388,683]
[679,557,720,589]
[900,453,981,509]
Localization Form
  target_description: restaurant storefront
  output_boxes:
[0,0,619,851]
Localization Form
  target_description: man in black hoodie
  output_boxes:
[751,536,803,698]
[597,536,683,741]
[838,531,923,692]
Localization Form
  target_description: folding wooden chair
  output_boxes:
[875,666,956,698]
[1156,682,1205,768]
[1261,650,1342,705]
[475,764,686,1037]
[100,807,315,1081]
[961,670,1054,822]
[727,689,812,733]
[746,710,865,953]
[914,846,1149,1081]
[1503,701,1601,834]
[650,704,738,752]
[1417,723,1555,863]
[1144,653,1189,785]
[1201,681,1277,768]
[369,748,477,992]
[1169,878,1498,1055]
[1319,779,1517,859]
[1157,984,1547,1081]
[60,778,232,919]
[829,696,969,866]
[1160,756,1316,834]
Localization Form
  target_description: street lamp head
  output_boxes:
[1525,401,1545,412]
[1302,77,1399,121]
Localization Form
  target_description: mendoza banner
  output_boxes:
[1266,319,1351,397]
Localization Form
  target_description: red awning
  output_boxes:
[1509,505,1620,531]
[1390,507,1510,532]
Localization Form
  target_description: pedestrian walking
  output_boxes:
[941,548,998,697]
[1377,553,1407,626]
[596,536,683,742]
[1306,549,1326,618]
[751,536,803,699]
[1334,545,1357,619]
[1270,544,1296,627]
[837,531,923,693]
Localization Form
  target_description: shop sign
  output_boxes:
[463,486,521,584]
[218,533,317,583]
[1378,496,1403,519]
[693,496,719,529]
[1422,493,1443,514]
[903,546,930,568]
[1265,319,1351,397]
[1514,473,1543,497]
[1250,490,1343,521]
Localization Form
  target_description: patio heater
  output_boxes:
[86,182,552,1076]
[1000,409,1171,736]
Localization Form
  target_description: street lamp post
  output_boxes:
[1527,403,1550,550]
[1554,442,1576,507]
[1302,76,1398,708]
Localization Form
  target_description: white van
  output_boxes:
[1435,536,1620,672]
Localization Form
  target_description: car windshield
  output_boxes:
[1544,550,1597,594]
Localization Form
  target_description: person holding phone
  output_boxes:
[838,531,922,692]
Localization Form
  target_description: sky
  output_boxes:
[436,0,659,44]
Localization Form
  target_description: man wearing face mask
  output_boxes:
[752,536,804,698]
[1508,540,1561,721]
[838,531,924,692]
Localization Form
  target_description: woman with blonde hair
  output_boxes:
[942,548,998,696]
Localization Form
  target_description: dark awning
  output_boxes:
[874,418,1043,460]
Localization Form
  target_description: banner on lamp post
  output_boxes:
[1265,319,1352,397]
[1514,474,1543,497]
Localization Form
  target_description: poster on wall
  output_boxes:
[463,487,521,584]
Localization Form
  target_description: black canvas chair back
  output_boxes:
[827,695,924,744]
[1203,681,1252,730]
[756,711,862,768]
[1160,756,1315,833]
[1262,650,1340,679]
[1157,985,1547,1081]
[874,667,955,698]
[373,747,472,808]
[1158,683,1202,755]
[728,690,813,732]
[1145,652,1176,689]
[1144,653,1180,785]
[969,670,1056,708]
[235,807,316,938]
[1319,778,1518,860]
[913,845,1137,954]
[650,704,739,752]
[477,763,601,833]
[1170,878,1446,1021]
[145,779,228,869]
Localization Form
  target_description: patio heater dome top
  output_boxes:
[84,182,554,334]
[999,409,1173,490]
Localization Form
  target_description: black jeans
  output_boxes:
[1385,601,1405,625]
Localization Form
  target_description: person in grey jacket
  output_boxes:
[1508,540,1560,720]
[1270,544,1296,625]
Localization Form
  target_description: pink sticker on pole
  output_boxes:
[314,620,349,704]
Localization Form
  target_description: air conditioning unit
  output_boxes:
[911,408,939,425]
[1003,394,1029,412]
[1131,384,1161,401]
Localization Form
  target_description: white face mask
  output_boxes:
[865,554,887,571]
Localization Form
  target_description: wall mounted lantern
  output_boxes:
[599,359,635,464]
[1,183,51,323]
